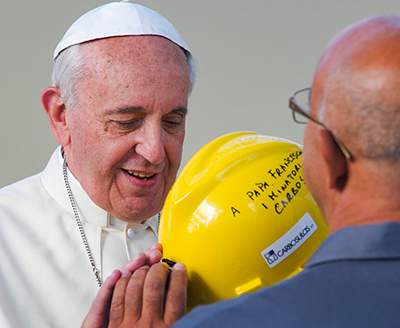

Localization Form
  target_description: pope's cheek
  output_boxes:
[113,169,137,195]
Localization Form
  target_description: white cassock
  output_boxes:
[0,147,158,327]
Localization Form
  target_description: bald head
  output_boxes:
[311,15,400,162]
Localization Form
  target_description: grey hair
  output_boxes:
[52,42,198,110]
[320,67,400,162]
[52,43,88,110]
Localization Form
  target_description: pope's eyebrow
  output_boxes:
[104,106,188,116]
[104,106,145,115]
[171,107,188,116]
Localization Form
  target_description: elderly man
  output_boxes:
[90,14,400,327]
[0,1,196,327]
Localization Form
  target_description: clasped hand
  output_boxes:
[82,243,188,328]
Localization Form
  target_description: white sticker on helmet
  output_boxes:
[261,212,317,268]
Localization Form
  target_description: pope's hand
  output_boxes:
[108,262,187,327]
[82,242,180,328]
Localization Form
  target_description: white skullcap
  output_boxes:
[53,1,190,60]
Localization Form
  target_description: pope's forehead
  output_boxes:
[77,35,190,95]
[82,35,187,63]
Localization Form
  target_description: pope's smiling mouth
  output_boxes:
[123,169,155,182]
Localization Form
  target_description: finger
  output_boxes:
[147,249,162,266]
[120,252,147,272]
[81,270,122,328]
[164,263,188,325]
[121,243,163,272]
[144,242,163,266]
[144,242,162,256]
[123,266,150,321]
[109,269,132,325]
[141,262,169,319]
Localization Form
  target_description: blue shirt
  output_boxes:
[173,222,400,328]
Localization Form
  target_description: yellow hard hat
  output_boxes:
[159,132,328,309]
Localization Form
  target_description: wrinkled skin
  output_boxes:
[43,36,190,222]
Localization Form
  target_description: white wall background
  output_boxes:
[1,0,399,187]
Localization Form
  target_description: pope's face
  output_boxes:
[64,36,190,222]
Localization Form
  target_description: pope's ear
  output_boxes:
[41,87,71,146]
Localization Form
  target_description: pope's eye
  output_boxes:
[164,120,180,125]
[112,119,142,131]
[162,117,184,130]
[118,121,137,126]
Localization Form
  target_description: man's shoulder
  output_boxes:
[0,148,59,202]
[0,172,54,241]
[0,172,43,200]
[0,154,60,218]
[0,171,54,225]
[174,235,400,328]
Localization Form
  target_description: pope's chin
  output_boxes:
[107,193,165,222]
[109,177,169,222]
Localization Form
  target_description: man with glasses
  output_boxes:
[85,14,400,327]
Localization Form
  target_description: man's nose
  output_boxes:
[134,126,165,165]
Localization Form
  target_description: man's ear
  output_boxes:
[41,87,71,146]
[319,129,348,192]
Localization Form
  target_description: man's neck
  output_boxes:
[327,193,400,234]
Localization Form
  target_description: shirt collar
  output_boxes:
[305,222,400,269]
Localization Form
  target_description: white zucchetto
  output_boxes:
[53,1,190,60]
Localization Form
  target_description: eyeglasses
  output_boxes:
[289,87,352,161]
